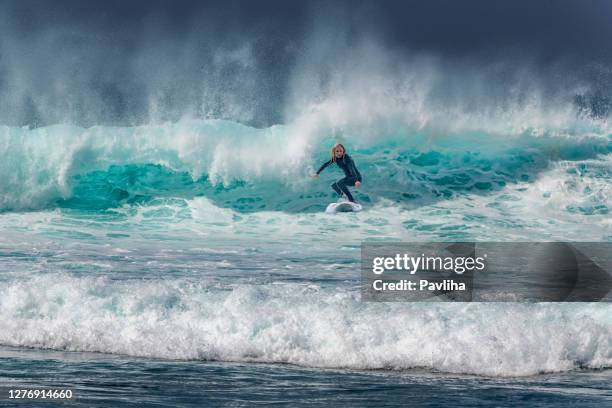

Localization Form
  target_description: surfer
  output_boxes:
[312,143,362,203]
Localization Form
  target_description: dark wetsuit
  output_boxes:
[316,154,362,202]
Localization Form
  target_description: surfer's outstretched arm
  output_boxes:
[314,159,333,176]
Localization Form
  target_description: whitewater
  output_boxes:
[1,1,611,405]
[0,108,610,380]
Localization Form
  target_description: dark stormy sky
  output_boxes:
[1,0,611,126]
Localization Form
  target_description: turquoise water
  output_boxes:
[0,119,610,405]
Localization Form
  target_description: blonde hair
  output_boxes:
[331,143,346,163]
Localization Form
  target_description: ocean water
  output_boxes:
[1,347,611,407]
[0,116,611,406]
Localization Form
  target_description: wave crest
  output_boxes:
[0,274,610,377]
[0,118,609,212]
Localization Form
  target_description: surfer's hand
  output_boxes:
[311,173,319,179]
[355,181,361,188]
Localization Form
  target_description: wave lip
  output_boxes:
[0,274,610,377]
[1,118,610,212]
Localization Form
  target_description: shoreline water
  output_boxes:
[1,346,611,407]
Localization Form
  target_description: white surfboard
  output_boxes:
[325,201,362,213]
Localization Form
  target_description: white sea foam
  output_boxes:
[0,107,609,212]
[0,274,609,377]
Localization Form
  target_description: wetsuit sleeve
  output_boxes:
[316,159,333,175]
[348,156,362,182]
